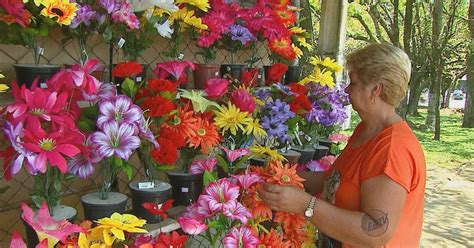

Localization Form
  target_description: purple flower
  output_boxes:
[70,4,99,28]
[268,99,294,120]
[138,116,159,148]
[223,226,259,248]
[68,155,95,178]
[229,24,256,45]
[2,121,38,175]
[99,0,118,14]
[90,122,141,160]
[82,82,117,103]
[222,200,253,224]
[274,82,297,96]
[254,88,271,102]
[97,95,142,128]
[261,116,288,138]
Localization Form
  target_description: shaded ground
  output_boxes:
[421,161,474,247]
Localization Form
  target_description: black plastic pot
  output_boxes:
[285,65,301,84]
[24,205,77,248]
[249,157,267,167]
[219,64,245,81]
[319,140,335,156]
[167,172,203,206]
[129,180,172,224]
[313,145,330,161]
[279,150,301,165]
[14,64,62,88]
[80,192,128,221]
[291,146,316,165]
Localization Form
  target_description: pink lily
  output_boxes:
[221,147,250,163]
[22,128,82,173]
[232,172,262,190]
[222,200,253,224]
[70,59,103,95]
[21,202,83,248]
[153,60,195,82]
[189,157,217,174]
[200,178,240,212]
[177,217,208,235]
[9,231,48,248]
[328,133,349,143]
[223,226,259,248]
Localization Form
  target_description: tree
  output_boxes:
[463,0,474,127]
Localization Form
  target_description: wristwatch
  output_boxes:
[304,196,317,220]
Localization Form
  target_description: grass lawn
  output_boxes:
[343,108,473,169]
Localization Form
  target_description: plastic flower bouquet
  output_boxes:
[0,0,79,64]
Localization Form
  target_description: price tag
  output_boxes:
[136,76,142,82]
[38,47,44,55]
[117,38,126,48]
[178,52,184,60]
[40,83,47,89]
[138,181,154,189]
[181,187,189,193]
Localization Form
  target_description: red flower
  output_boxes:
[231,88,256,113]
[289,83,306,96]
[204,78,229,99]
[290,95,311,115]
[151,140,178,165]
[269,37,296,62]
[112,61,143,78]
[142,96,176,117]
[155,231,188,248]
[266,63,288,85]
[142,199,173,220]
[240,68,259,87]
[0,0,31,27]
[159,126,186,148]
[273,8,296,27]
[147,79,177,93]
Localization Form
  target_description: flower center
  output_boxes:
[39,138,55,151]
[114,111,122,122]
[197,128,206,136]
[110,133,120,148]
[51,7,64,17]
[282,175,291,183]
[275,40,287,48]
[31,108,45,116]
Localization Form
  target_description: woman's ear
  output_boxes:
[371,82,383,98]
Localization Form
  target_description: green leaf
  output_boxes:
[121,78,137,98]
[123,161,133,181]
[112,156,123,169]
[203,170,217,186]
[207,220,226,230]
[215,154,228,173]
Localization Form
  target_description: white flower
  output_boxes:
[154,20,174,38]
[128,0,178,12]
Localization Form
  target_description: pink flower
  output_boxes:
[21,202,83,248]
[232,172,262,190]
[223,226,259,248]
[204,78,229,99]
[10,231,27,248]
[154,60,195,83]
[177,217,208,235]
[222,200,253,224]
[230,88,256,113]
[306,160,330,172]
[328,133,349,142]
[221,147,250,163]
[189,157,217,174]
[111,2,139,29]
[200,178,240,212]
[69,59,103,95]
[319,155,337,167]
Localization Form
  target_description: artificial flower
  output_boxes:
[162,108,198,139]
[96,95,142,128]
[151,139,178,165]
[221,147,250,163]
[70,4,99,28]
[147,78,177,94]
[229,24,256,45]
[223,225,259,248]
[111,1,139,29]
[21,202,82,248]
[142,95,176,117]
[292,44,303,58]
[240,68,259,87]
[175,0,209,11]
[258,229,286,247]
[90,122,141,160]
[200,178,240,212]
[2,121,38,177]
[242,184,273,220]
[310,56,343,73]
[269,37,296,61]
[266,63,288,85]
[154,60,195,83]
[154,20,174,38]
[296,36,312,50]
[131,0,178,12]
[274,211,306,239]
[273,8,296,27]
[177,217,207,235]
[232,172,262,189]
[142,199,174,220]
[222,200,253,224]
[69,59,102,94]
[169,7,207,30]
[230,88,256,113]
[214,103,253,136]
[186,117,220,154]
[299,67,335,88]
[40,0,78,26]
[328,133,349,142]
[249,145,286,162]
[306,159,330,172]
[155,231,188,248]
[189,157,217,174]
[0,0,31,27]
[112,62,143,78]
[267,161,305,189]
[92,213,147,246]
[204,78,229,99]
[243,118,267,139]
[179,89,220,113]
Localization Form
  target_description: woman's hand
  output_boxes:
[258,183,312,215]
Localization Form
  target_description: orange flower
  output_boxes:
[273,9,296,27]
[267,161,305,189]
[163,108,198,140]
[258,229,288,248]
[268,0,289,8]
[274,211,306,241]
[186,117,220,154]
[269,37,296,61]
[242,184,273,220]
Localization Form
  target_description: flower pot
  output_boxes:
[113,63,149,93]
[193,63,220,89]
[279,150,301,165]
[313,145,330,161]
[319,140,335,156]
[285,65,301,84]
[167,172,203,206]
[80,192,128,221]
[291,146,316,165]
[128,180,172,224]
[23,205,77,248]
[249,157,267,167]
[220,64,245,81]
[14,64,62,89]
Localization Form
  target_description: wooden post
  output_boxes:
[319,0,348,64]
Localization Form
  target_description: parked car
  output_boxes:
[452,90,464,100]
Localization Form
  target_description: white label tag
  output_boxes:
[38,47,44,55]
[117,38,126,48]
[181,187,189,193]
[138,181,154,189]
[178,53,184,60]
[136,76,142,82]
[40,83,47,88]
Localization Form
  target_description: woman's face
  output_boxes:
[344,72,373,112]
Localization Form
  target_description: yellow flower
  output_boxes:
[250,145,287,162]
[152,8,168,17]
[214,103,253,136]
[0,72,7,93]
[292,44,303,58]
[40,0,78,25]
[310,56,343,73]
[93,213,147,246]
[299,67,335,89]
[170,8,208,30]
[175,0,210,12]
[297,37,312,50]
[290,26,305,34]
[244,118,267,139]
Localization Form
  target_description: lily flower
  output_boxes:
[97,95,142,128]
[223,225,259,248]
[222,200,253,224]
[90,122,141,160]
[155,231,188,248]
[221,147,250,163]
[232,172,262,190]
[200,178,240,212]
[154,20,174,38]
[92,213,147,246]
[142,199,173,220]
[189,157,217,174]
[153,60,195,83]
[177,217,207,235]
[69,58,102,95]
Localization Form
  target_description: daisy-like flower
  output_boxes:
[175,0,210,12]
[243,118,267,139]
[40,0,78,26]
[274,211,306,240]
[200,178,240,212]
[163,108,198,140]
[299,67,335,88]
[223,225,259,248]
[273,8,296,27]
[242,184,273,220]
[249,145,286,162]
[214,103,253,136]
[91,213,147,246]
[90,122,141,160]
[258,229,286,247]
[269,36,296,61]
[169,7,207,30]
[97,95,142,128]
[310,56,343,73]
[267,161,305,189]
[187,116,220,154]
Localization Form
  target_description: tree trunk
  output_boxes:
[462,0,474,127]
[425,82,437,129]
[432,0,443,140]
[407,74,426,116]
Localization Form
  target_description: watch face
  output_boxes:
[305,209,313,217]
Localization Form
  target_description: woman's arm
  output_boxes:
[259,174,407,247]
[298,171,326,194]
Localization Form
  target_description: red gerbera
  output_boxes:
[266,63,288,85]
[273,8,296,27]
[142,199,173,220]
[269,37,296,62]
[112,61,143,78]
[142,95,176,117]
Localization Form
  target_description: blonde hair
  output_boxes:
[346,43,412,106]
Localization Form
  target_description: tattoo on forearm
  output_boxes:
[361,209,389,237]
